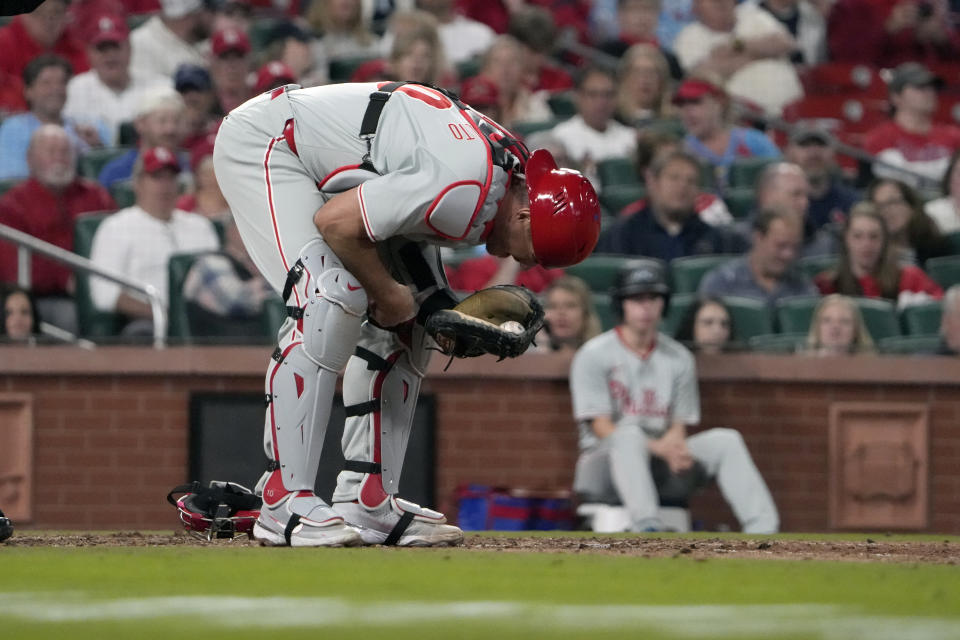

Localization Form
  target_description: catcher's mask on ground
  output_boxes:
[525,149,601,268]
[167,481,261,541]
[612,258,671,318]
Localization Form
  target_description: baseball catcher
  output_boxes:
[212,80,599,547]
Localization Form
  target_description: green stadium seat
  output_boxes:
[248,18,281,52]
[565,254,631,292]
[0,178,21,196]
[748,332,806,353]
[546,92,577,118]
[262,297,288,338]
[900,301,943,335]
[455,56,483,81]
[110,181,136,208]
[74,213,123,338]
[596,157,637,188]
[775,295,820,333]
[723,187,755,219]
[853,297,901,340]
[943,231,960,255]
[117,122,137,146]
[167,252,201,340]
[669,254,737,294]
[599,184,645,215]
[329,54,382,83]
[511,118,564,139]
[662,292,696,338]
[797,254,838,281]
[728,157,776,189]
[721,296,773,340]
[78,146,134,180]
[592,292,617,331]
[878,334,942,355]
[925,256,960,288]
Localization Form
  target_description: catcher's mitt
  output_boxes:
[425,285,544,359]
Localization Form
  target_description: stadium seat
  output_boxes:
[599,184,645,216]
[853,297,900,340]
[925,256,960,289]
[728,157,776,189]
[455,56,483,81]
[262,297,287,338]
[596,157,637,188]
[944,231,960,256]
[782,95,887,134]
[797,254,838,281]
[78,146,134,180]
[748,332,806,353]
[329,54,383,83]
[0,178,20,196]
[878,334,942,355]
[109,181,135,208]
[167,252,201,340]
[247,18,280,52]
[592,292,617,331]
[800,63,886,99]
[669,254,737,294]
[723,187,755,219]
[565,254,631,292]
[511,118,564,140]
[775,295,819,333]
[721,296,773,340]
[73,213,122,338]
[547,92,577,118]
[900,301,943,336]
[662,292,695,338]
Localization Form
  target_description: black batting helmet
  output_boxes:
[611,258,671,317]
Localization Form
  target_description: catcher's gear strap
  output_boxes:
[282,259,305,303]
[344,460,382,474]
[284,514,301,546]
[344,398,380,417]
[355,346,392,371]
[383,510,415,546]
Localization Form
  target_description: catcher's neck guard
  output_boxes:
[167,481,261,541]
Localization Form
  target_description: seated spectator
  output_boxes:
[64,14,170,146]
[784,126,860,230]
[417,0,495,66]
[0,55,110,181]
[176,146,229,221]
[181,218,275,339]
[924,148,960,233]
[446,256,563,293]
[657,0,698,51]
[570,259,779,533]
[616,44,677,128]
[867,177,949,266]
[253,61,298,95]
[814,202,943,308]
[89,147,220,335]
[750,162,836,256]
[828,0,960,67]
[507,6,574,93]
[545,66,638,185]
[175,65,220,156]
[130,0,212,80]
[0,125,116,333]
[940,284,960,355]
[209,27,253,115]
[699,208,818,304]
[599,0,683,78]
[99,87,186,189]
[805,294,876,356]
[264,21,323,88]
[596,151,745,258]
[536,275,603,353]
[0,0,89,87]
[458,36,552,128]
[674,295,734,353]
[864,63,960,187]
[673,0,803,115]
[1,286,42,343]
[675,76,780,191]
[308,0,380,66]
[385,14,447,86]
[755,0,827,65]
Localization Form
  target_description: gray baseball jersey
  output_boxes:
[570,328,701,450]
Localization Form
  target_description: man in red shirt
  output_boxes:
[864,62,960,187]
[0,125,115,332]
[0,0,89,84]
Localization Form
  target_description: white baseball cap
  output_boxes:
[160,0,204,19]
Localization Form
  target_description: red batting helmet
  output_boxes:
[525,149,600,268]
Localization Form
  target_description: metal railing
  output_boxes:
[0,222,166,348]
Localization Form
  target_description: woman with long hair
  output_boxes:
[674,296,734,354]
[1,286,41,342]
[867,178,949,266]
[805,294,875,356]
[538,276,602,353]
[814,202,943,307]
[616,44,673,127]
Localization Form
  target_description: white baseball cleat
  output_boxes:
[254,489,363,548]
[333,497,464,547]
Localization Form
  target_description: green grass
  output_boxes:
[2,534,959,640]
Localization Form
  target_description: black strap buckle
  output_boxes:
[282,260,305,303]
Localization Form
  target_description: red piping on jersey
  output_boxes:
[267,341,302,471]
[357,184,377,241]
[615,326,657,360]
[317,163,364,190]
[423,180,485,240]
[264,133,300,306]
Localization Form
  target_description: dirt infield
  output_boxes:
[3,532,958,564]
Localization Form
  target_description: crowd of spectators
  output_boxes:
[0,0,957,355]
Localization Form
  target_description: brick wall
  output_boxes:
[3,348,959,533]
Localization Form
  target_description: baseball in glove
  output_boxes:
[424,285,544,359]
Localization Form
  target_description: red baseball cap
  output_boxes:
[460,76,499,109]
[90,14,129,46]
[254,61,296,94]
[141,146,180,174]
[212,27,251,57]
[672,78,726,104]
